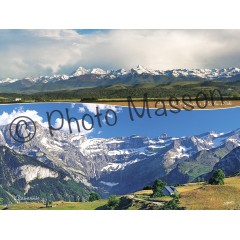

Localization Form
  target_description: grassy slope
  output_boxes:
[0,78,238,101]
[178,176,240,210]
[4,176,240,210]
[8,199,108,210]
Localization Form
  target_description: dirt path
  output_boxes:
[128,194,164,206]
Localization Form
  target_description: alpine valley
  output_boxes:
[1,120,240,203]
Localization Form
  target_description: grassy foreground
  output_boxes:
[2,176,240,210]
[1,99,238,109]
[7,199,109,210]
[178,176,240,210]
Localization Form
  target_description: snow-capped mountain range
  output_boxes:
[1,65,240,85]
[1,121,240,196]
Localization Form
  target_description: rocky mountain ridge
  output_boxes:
[1,122,240,198]
[1,65,240,93]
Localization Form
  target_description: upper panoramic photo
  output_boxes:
[0,30,240,107]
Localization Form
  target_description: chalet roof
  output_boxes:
[164,186,178,194]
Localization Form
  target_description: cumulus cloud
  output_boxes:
[81,103,122,114]
[0,107,93,135]
[1,29,240,78]
[53,118,93,135]
[0,29,83,78]
[0,108,46,126]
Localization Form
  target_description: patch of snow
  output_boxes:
[101,159,142,172]
[148,145,166,149]
[18,165,58,182]
[100,181,119,187]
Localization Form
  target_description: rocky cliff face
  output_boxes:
[18,165,58,183]
[0,146,90,204]
[212,147,240,176]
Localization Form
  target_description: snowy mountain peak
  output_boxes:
[131,65,149,74]
[131,65,160,75]
[90,68,107,75]
[71,67,107,76]
[0,77,19,84]
[71,66,89,77]
[136,65,145,69]
[115,68,128,74]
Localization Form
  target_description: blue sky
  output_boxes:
[0,103,239,139]
[1,29,240,79]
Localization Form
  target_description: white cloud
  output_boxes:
[0,30,83,78]
[78,107,85,113]
[107,113,114,119]
[79,103,120,126]
[1,30,240,78]
[82,103,122,114]
[0,108,46,126]
[53,118,93,135]
[71,103,76,108]
[0,108,93,135]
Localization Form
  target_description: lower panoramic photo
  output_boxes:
[0,102,240,210]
